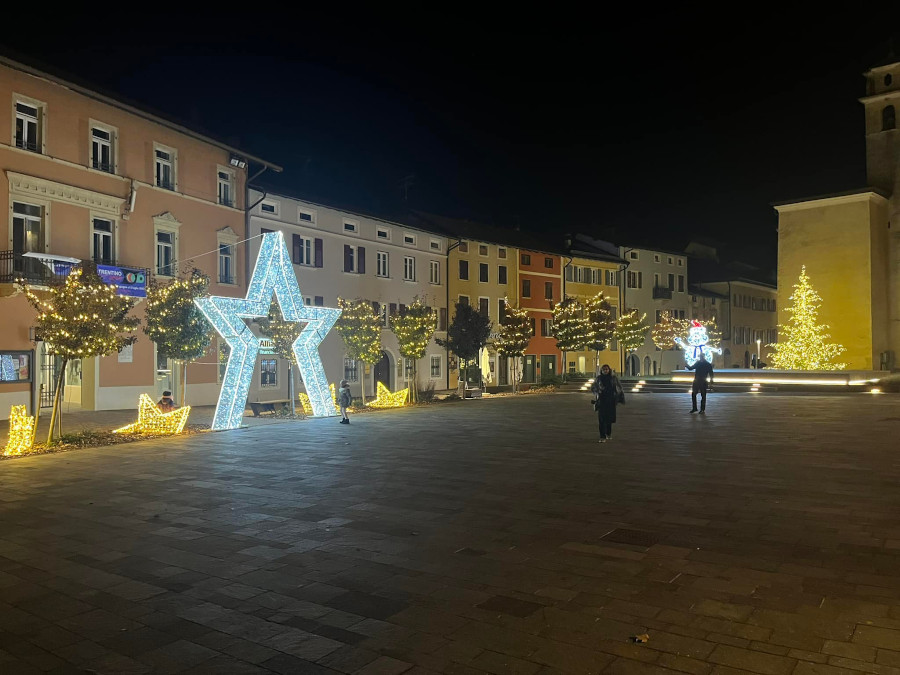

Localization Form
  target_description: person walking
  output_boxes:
[687,352,714,414]
[590,364,624,443]
[338,379,352,424]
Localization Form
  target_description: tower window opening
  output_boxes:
[883,105,896,131]
[885,74,893,87]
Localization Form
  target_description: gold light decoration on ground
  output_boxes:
[299,383,340,415]
[3,406,36,456]
[114,394,190,435]
[368,381,409,408]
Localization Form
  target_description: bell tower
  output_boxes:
[862,59,900,196]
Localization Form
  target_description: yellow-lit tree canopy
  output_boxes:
[335,298,383,406]
[495,298,531,392]
[552,297,587,352]
[768,266,846,370]
[652,312,685,351]
[257,298,306,413]
[22,264,139,443]
[584,292,615,356]
[391,297,437,402]
[615,309,649,354]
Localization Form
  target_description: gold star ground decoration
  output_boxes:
[368,382,409,408]
[3,405,36,456]
[114,394,191,435]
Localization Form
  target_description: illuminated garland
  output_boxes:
[335,298,383,366]
[768,266,846,370]
[194,232,341,429]
[368,381,409,408]
[391,297,436,402]
[495,298,531,358]
[144,270,212,363]
[584,292,614,352]
[3,406,36,456]
[652,313,685,350]
[114,394,191,435]
[552,297,587,351]
[614,309,649,353]
[257,299,304,360]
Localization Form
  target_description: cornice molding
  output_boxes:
[6,171,125,216]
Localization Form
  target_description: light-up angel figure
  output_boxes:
[675,320,722,368]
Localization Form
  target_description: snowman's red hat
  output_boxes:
[691,320,702,327]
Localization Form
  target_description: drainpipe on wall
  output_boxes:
[619,249,634,376]
[446,238,462,392]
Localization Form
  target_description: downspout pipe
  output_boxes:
[446,238,462,392]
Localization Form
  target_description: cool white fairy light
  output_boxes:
[195,232,341,430]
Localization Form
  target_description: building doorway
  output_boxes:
[628,354,640,376]
[540,355,556,382]
[744,350,750,368]
[523,355,536,383]
[498,356,508,385]
[373,351,392,391]
[643,356,651,376]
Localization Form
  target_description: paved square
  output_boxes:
[2,392,900,674]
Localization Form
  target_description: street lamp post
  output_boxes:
[756,338,761,369]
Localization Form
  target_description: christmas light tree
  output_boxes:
[335,298,383,406]
[257,298,305,414]
[22,264,139,444]
[144,269,212,405]
[552,297,588,352]
[768,266,846,370]
[615,309,649,356]
[652,312,685,351]
[584,292,615,370]
[390,297,437,403]
[494,297,531,392]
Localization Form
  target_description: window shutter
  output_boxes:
[343,244,351,272]
[358,247,366,274]
[439,307,447,331]
[372,301,380,315]
[314,296,323,306]
[314,238,323,267]
[292,234,301,264]
[400,303,407,314]
[389,303,397,317]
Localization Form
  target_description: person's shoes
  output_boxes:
[690,409,698,413]
[340,418,349,424]
[699,410,705,415]
[599,437,607,443]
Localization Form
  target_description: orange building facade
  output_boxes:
[517,248,562,383]
[0,57,275,418]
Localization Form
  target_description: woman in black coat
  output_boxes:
[590,364,624,443]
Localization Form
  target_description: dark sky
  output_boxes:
[3,16,895,268]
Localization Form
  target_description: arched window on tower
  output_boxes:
[883,105,896,131]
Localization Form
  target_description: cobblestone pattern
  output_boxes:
[1,393,900,673]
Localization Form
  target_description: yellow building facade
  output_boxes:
[562,255,622,376]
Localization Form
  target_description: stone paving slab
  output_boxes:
[1,392,900,673]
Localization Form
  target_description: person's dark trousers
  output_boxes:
[597,413,612,439]
[691,381,708,412]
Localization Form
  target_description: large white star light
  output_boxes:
[195,231,341,430]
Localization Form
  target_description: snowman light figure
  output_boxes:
[674,320,722,368]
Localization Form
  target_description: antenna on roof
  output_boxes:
[399,174,416,202]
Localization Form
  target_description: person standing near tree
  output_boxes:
[687,352,714,414]
[590,364,624,443]
[338,380,352,424]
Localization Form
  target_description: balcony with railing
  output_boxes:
[218,274,235,285]
[218,196,235,208]
[652,285,673,300]
[14,137,40,153]
[156,178,175,191]
[91,159,114,173]
[0,251,149,286]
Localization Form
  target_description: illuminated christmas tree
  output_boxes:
[335,298,383,406]
[552,297,587,352]
[652,312,685,351]
[495,298,531,392]
[22,264,139,444]
[584,292,615,370]
[257,298,305,413]
[615,309,649,355]
[768,266,846,370]
[144,269,212,405]
[391,297,437,402]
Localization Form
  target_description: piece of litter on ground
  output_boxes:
[631,634,649,643]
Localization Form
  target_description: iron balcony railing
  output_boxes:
[0,251,149,285]
[218,196,235,208]
[156,178,175,191]
[652,286,673,299]
[218,275,235,285]
[91,159,113,173]
[15,137,40,152]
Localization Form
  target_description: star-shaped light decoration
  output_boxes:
[3,405,36,456]
[114,394,191,435]
[368,382,409,408]
[298,383,340,416]
[195,232,341,430]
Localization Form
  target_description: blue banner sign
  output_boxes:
[50,262,146,297]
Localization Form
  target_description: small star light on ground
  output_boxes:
[113,394,190,435]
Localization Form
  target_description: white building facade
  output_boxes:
[619,246,692,376]
[245,189,449,404]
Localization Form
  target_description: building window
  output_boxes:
[522,279,531,297]
[459,259,469,280]
[376,227,391,241]
[541,318,552,337]
[156,231,175,276]
[429,260,440,285]
[479,244,488,256]
[677,258,684,266]
[654,254,660,263]
[479,297,489,317]
[344,358,359,382]
[430,239,442,251]
[545,281,553,300]
[521,253,531,265]
[260,359,277,387]
[92,218,114,265]
[498,298,506,321]
[91,125,115,172]
[458,295,469,306]
[293,235,313,266]
[403,256,416,281]
[605,270,617,285]
[627,271,642,288]
[668,256,674,264]
[404,233,416,246]
[344,220,359,233]
[498,247,507,259]
[218,244,234,284]
[217,168,235,207]
[343,245,364,273]
[430,355,441,378]
[667,273,675,291]
[12,202,43,261]
[498,265,507,284]
[629,251,639,260]
[14,99,42,152]
[459,241,469,253]
[154,145,176,190]
[377,251,389,277]
[299,209,316,224]
[529,318,536,335]
[479,263,489,283]
[544,257,553,269]
[884,105,896,131]
[261,201,278,215]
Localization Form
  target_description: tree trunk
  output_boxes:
[411,362,417,403]
[182,360,188,406]
[360,364,366,407]
[46,357,67,446]
[288,364,295,416]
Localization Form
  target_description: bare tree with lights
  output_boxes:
[257,298,305,414]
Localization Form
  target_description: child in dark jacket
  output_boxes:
[338,380,352,424]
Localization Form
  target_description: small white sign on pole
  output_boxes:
[118,344,133,363]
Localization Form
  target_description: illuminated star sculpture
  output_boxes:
[114,394,191,435]
[368,382,409,408]
[3,405,36,456]
[195,232,341,430]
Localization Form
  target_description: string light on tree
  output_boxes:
[3,406,36,456]
[194,232,341,430]
[652,312,686,351]
[552,297,587,352]
[768,266,846,370]
[257,298,305,415]
[335,298,383,406]
[114,394,191,435]
[390,297,436,403]
[494,298,531,392]
[614,309,649,355]
[583,292,615,369]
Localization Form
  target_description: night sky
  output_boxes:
[3,17,896,269]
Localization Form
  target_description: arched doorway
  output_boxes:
[628,354,640,376]
[652,360,658,376]
[643,356,651,376]
[373,351,392,392]
[744,350,750,368]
